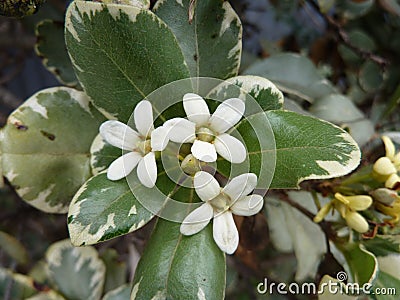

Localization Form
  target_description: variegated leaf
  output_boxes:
[65,0,190,122]
[100,249,128,293]
[45,240,105,300]
[154,0,242,79]
[132,219,226,300]
[1,87,105,213]
[0,230,29,265]
[207,75,284,111]
[0,268,37,299]
[266,110,360,188]
[35,20,79,87]
[341,243,378,285]
[96,0,150,9]
[90,134,120,175]
[218,110,361,189]
[371,270,400,300]
[102,284,131,300]
[68,171,155,246]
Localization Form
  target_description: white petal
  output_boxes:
[183,93,210,126]
[213,211,239,254]
[231,194,264,216]
[191,140,217,162]
[134,100,154,137]
[151,126,169,151]
[194,171,221,202]
[137,152,157,188]
[180,203,213,235]
[107,152,142,181]
[222,173,257,201]
[214,133,246,163]
[163,118,196,143]
[100,120,140,150]
[209,98,245,133]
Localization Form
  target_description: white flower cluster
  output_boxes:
[99,93,263,254]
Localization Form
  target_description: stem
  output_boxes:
[340,173,373,186]
[333,186,356,194]
[302,0,389,69]
[277,191,315,222]
[311,190,322,210]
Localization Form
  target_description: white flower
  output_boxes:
[180,171,263,254]
[99,100,168,188]
[164,93,246,163]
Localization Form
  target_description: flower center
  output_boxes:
[196,126,215,143]
[181,154,202,175]
[136,139,152,156]
[210,192,231,213]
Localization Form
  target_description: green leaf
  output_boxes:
[310,94,365,123]
[207,75,284,111]
[310,94,375,146]
[336,0,374,19]
[65,0,190,122]
[229,110,361,189]
[100,249,128,293]
[154,0,242,79]
[132,219,226,300]
[45,239,106,300]
[68,171,155,246]
[363,235,400,257]
[0,268,37,299]
[338,30,376,66]
[1,87,105,213]
[244,53,337,102]
[102,284,131,300]
[216,107,276,190]
[359,61,384,93]
[35,20,79,87]
[28,260,49,286]
[0,230,29,265]
[342,243,378,285]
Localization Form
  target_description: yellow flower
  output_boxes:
[313,201,333,223]
[373,188,400,224]
[314,193,372,233]
[373,136,400,188]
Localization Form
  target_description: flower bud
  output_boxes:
[344,210,369,233]
[372,157,397,182]
[385,173,400,189]
[370,188,399,206]
[181,154,202,175]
